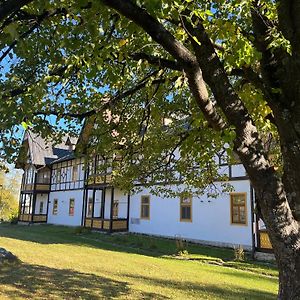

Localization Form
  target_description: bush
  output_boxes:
[74,226,91,234]
[148,240,158,250]
[113,235,129,244]
[134,240,144,248]
[234,245,245,261]
[175,236,188,256]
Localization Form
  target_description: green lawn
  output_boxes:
[0,224,278,299]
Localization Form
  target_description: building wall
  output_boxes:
[129,180,253,249]
[47,190,84,226]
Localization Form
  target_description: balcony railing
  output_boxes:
[84,217,127,232]
[19,213,47,223]
[21,183,50,192]
[258,229,273,251]
[86,174,113,186]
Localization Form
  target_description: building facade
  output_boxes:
[17,132,272,253]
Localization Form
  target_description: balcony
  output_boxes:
[84,217,128,232]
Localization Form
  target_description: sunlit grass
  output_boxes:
[0,224,278,299]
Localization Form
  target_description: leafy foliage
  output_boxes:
[0,169,20,221]
[0,1,286,191]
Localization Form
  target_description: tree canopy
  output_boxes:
[0,1,300,297]
[0,1,279,191]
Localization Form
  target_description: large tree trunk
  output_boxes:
[276,250,300,299]
[251,173,300,300]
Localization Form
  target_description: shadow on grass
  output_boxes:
[0,224,278,277]
[120,273,277,300]
[0,224,167,258]
[0,224,233,257]
[0,262,169,300]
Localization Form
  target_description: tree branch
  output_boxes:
[180,12,274,180]
[0,8,67,63]
[33,71,175,120]
[0,0,33,23]
[131,52,183,71]
[229,67,271,97]
[100,0,226,131]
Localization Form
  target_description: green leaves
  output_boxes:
[3,23,19,40]
[0,0,284,192]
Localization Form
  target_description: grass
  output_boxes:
[0,224,278,299]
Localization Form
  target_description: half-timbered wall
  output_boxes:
[51,158,85,191]
[23,165,36,185]
[84,188,128,220]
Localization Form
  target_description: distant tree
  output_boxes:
[0,170,19,222]
[0,1,299,298]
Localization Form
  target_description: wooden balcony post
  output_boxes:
[91,188,96,228]
[81,188,88,226]
[109,187,114,233]
[101,188,106,229]
[31,193,37,223]
[18,192,23,221]
[127,192,131,231]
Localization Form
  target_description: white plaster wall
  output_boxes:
[47,190,84,226]
[231,164,247,178]
[129,180,253,249]
[35,194,48,214]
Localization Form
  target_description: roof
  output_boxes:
[50,153,75,164]
[16,131,78,167]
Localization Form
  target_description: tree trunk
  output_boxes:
[251,175,300,300]
[276,251,300,300]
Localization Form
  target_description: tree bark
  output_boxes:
[253,176,300,300]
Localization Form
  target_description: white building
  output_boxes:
[16,131,272,253]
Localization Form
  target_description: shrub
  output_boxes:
[234,245,245,261]
[74,226,91,234]
[175,236,188,256]
[148,239,158,250]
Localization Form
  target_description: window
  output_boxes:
[140,196,150,219]
[56,169,61,184]
[87,197,93,217]
[69,199,75,216]
[53,199,58,215]
[113,200,119,219]
[39,201,44,214]
[180,194,192,222]
[72,165,78,182]
[230,193,247,225]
